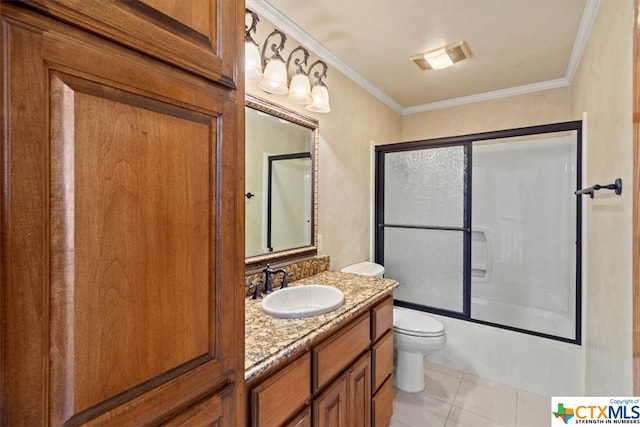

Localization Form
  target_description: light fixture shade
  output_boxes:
[410,41,471,71]
[259,59,288,95]
[306,84,331,113]
[288,73,312,104]
[424,48,454,70]
[245,41,263,82]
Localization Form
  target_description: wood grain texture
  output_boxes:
[372,377,393,427]
[1,4,243,424]
[22,0,238,86]
[372,331,393,392]
[347,353,371,427]
[284,407,311,427]
[313,313,371,392]
[49,72,214,415]
[371,296,393,342]
[0,16,50,427]
[252,353,311,427]
[313,375,348,427]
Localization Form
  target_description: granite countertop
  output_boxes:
[244,271,397,381]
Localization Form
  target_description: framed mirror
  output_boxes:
[245,94,319,267]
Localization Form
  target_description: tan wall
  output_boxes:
[247,1,636,394]
[246,15,402,271]
[571,0,634,395]
[401,87,572,141]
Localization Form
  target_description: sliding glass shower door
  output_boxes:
[376,122,581,343]
[378,145,470,315]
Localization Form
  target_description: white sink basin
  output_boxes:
[261,284,345,319]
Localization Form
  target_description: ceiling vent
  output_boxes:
[410,41,471,70]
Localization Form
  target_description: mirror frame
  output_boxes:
[245,94,319,268]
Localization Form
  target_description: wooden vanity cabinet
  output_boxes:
[370,297,394,427]
[248,295,394,427]
[1,3,244,426]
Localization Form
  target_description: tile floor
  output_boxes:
[390,361,550,427]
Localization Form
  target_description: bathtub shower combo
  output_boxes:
[374,122,583,394]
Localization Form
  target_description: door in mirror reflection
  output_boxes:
[268,153,312,252]
[244,95,318,265]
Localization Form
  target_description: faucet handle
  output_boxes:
[280,272,289,289]
[249,281,263,300]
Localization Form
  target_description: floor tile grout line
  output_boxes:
[443,372,463,426]
[395,363,550,427]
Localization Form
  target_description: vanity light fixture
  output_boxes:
[244,8,332,113]
[286,46,313,104]
[258,29,289,95]
[245,9,263,82]
[410,41,471,71]
[305,60,331,113]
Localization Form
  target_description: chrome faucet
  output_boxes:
[263,264,289,293]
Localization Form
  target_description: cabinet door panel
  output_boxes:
[313,376,348,427]
[23,0,239,85]
[348,354,371,427]
[2,11,240,425]
[50,72,216,417]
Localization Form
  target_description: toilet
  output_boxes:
[340,262,447,393]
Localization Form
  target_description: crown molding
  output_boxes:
[402,78,571,115]
[247,0,404,114]
[565,0,601,84]
[248,0,600,116]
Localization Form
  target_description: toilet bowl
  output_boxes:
[393,307,446,392]
[339,262,447,393]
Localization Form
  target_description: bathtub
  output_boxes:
[424,307,584,396]
[470,296,575,339]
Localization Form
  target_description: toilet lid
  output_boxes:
[393,308,445,337]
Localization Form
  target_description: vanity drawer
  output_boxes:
[251,353,311,427]
[371,296,393,342]
[313,313,371,392]
[372,330,393,391]
[372,376,394,427]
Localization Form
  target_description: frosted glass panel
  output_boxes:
[471,134,577,339]
[386,228,464,313]
[384,146,465,227]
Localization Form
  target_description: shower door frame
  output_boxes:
[375,120,583,344]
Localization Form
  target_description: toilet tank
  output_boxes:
[340,261,385,278]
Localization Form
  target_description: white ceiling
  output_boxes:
[248,0,599,115]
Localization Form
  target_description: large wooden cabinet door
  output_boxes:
[1,5,243,426]
[22,0,240,86]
